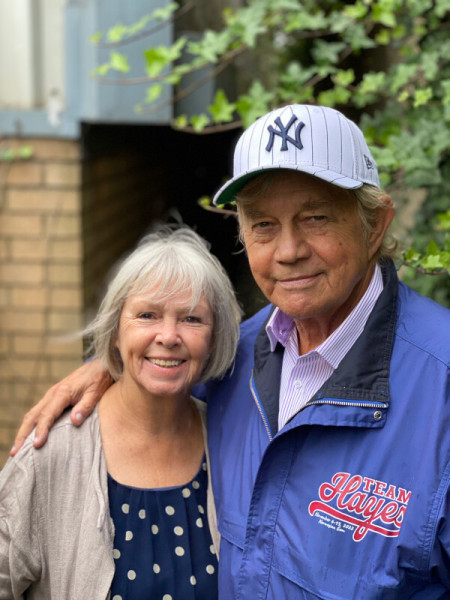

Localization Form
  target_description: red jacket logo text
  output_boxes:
[308,472,411,542]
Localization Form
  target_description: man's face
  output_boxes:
[239,172,388,339]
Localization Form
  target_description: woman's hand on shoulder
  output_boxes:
[10,359,113,456]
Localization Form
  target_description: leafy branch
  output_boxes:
[402,211,450,275]
[90,3,187,47]
[0,144,33,162]
[90,0,450,304]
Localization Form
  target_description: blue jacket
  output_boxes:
[205,261,450,599]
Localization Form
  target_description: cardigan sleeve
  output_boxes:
[192,397,221,557]
[0,442,42,599]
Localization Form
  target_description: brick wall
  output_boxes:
[0,138,84,466]
[82,152,165,315]
[0,135,168,467]
[0,124,244,468]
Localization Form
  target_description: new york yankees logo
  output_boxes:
[266,115,305,152]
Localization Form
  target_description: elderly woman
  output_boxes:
[0,227,241,600]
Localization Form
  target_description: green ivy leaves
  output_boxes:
[90,0,449,301]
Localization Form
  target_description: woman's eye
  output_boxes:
[139,312,154,319]
[185,316,201,324]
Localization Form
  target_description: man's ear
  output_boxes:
[368,195,395,259]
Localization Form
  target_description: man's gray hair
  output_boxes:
[84,227,242,382]
[351,184,398,261]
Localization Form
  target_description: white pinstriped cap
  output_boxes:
[213,104,380,205]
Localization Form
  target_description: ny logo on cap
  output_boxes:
[266,115,305,152]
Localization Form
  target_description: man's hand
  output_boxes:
[10,359,113,455]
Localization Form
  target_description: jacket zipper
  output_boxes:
[304,399,388,410]
[250,376,273,441]
[251,373,388,438]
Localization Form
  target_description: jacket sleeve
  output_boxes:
[427,469,450,594]
[0,443,42,599]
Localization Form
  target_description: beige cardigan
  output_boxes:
[0,399,218,600]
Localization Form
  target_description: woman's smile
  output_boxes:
[145,357,185,368]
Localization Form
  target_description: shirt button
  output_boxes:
[294,381,302,389]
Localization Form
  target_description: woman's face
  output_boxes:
[115,290,214,402]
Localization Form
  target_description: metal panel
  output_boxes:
[0,0,174,137]
[66,0,173,125]
[39,0,66,107]
[0,0,38,108]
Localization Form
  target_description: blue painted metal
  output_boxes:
[0,109,79,138]
[66,0,173,124]
[66,0,174,126]
[0,0,174,138]
[174,31,216,119]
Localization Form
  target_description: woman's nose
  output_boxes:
[155,319,181,346]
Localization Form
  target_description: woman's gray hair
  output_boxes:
[236,172,398,262]
[84,226,242,383]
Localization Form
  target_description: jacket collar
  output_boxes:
[252,259,398,435]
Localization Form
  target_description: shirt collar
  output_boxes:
[266,309,295,350]
[266,264,383,367]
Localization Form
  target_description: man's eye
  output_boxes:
[254,221,272,229]
[308,215,326,222]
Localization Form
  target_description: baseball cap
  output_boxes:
[212,104,380,206]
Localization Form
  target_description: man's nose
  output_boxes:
[275,225,310,263]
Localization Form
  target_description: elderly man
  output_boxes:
[12,105,450,598]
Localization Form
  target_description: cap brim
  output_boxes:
[212,164,364,206]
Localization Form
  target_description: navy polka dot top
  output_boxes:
[108,458,218,600]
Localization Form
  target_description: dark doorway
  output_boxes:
[80,122,266,319]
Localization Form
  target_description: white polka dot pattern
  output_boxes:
[108,459,218,598]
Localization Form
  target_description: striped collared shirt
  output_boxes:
[266,264,383,430]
